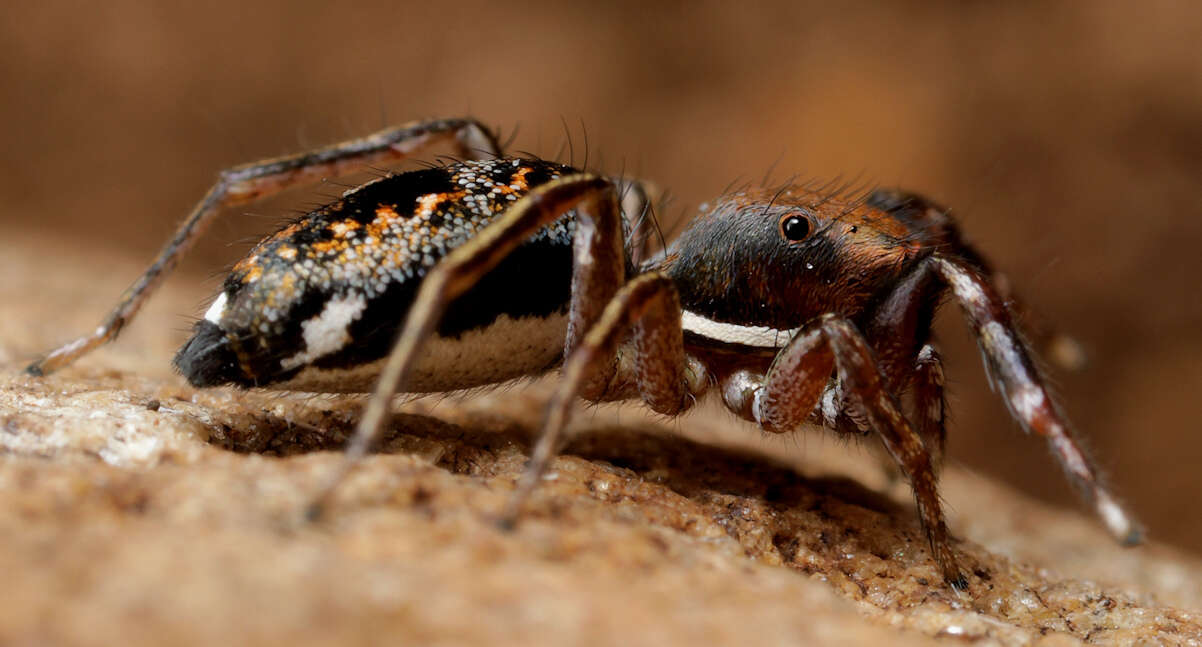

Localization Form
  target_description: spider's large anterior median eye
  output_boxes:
[779,214,812,242]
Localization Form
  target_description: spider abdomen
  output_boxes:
[174,158,579,391]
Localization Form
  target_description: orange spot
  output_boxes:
[414,190,467,218]
[277,245,297,260]
[414,194,445,217]
[367,203,406,239]
[312,239,347,255]
[232,254,257,273]
[490,166,533,195]
[510,166,532,190]
[277,222,304,238]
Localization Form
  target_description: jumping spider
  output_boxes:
[27,117,1140,588]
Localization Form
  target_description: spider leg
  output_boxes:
[941,234,1088,371]
[912,343,948,467]
[723,314,966,588]
[613,176,668,269]
[870,188,1086,370]
[26,117,501,376]
[932,255,1142,545]
[501,272,706,523]
[306,174,627,521]
[847,343,948,485]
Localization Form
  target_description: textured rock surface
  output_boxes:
[2,237,1201,646]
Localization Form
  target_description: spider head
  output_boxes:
[661,186,931,329]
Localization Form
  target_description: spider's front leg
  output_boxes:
[932,256,1142,545]
[26,117,501,376]
[722,314,966,588]
[306,174,631,520]
[870,188,1086,370]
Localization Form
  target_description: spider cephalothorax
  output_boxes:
[655,187,947,433]
[664,187,929,332]
[28,118,1139,590]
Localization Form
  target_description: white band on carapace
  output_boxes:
[680,310,798,349]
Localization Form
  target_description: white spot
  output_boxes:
[1097,493,1139,544]
[978,320,1020,392]
[280,294,367,370]
[574,218,596,267]
[917,344,937,363]
[1009,384,1046,421]
[820,382,842,426]
[203,293,228,323]
[941,261,983,303]
[980,320,1046,419]
[681,310,798,348]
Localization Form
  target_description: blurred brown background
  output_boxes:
[2,2,1199,555]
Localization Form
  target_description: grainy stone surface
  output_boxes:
[3,233,1202,646]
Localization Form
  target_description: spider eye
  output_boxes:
[779,214,812,242]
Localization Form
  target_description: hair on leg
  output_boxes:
[27,118,501,376]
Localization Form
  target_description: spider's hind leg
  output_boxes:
[306,174,631,521]
[500,272,708,523]
[27,117,502,376]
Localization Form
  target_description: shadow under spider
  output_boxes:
[209,402,902,523]
[201,400,967,583]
